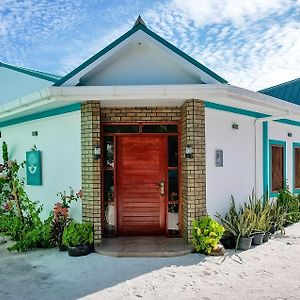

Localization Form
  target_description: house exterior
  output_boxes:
[1,17,300,246]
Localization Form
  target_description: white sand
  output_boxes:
[81,223,300,300]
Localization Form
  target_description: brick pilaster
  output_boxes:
[81,101,102,246]
[181,100,206,243]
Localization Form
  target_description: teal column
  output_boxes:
[262,121,269,198]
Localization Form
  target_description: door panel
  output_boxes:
[117,135,167,235]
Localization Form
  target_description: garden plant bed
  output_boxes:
[1,222,300,300]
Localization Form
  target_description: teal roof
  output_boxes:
[0,61,62,83]
[259,78,300,105]
[54,18,227,86]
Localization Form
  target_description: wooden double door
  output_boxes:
[117,135,167,235]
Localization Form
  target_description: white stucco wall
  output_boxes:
[205,108,260,217]
[0,67,52,104]
[80,42,201,86]
[0,111,82,221]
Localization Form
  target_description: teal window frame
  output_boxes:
[292,142,300,194]
[269,140,286,197]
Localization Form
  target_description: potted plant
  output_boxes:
[192,216,225,255]
[217,197,255,251]
[50,188,82,250]
[50,203,69,251]
[62,221,93,256]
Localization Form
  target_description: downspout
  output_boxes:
[254,111,293,198]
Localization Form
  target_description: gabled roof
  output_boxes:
[0,61,62,83]
[54,16,227,86]
[259,78,300,105]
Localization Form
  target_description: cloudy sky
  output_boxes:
[0,0,299,91]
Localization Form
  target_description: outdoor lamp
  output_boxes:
[185,144,193,158]
[94,145,101,160]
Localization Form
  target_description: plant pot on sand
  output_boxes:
[68,244,93,257]
[237,236,253,250]
[62,221,94,257]
[252,232,265,245]
[263,232,272,242]
[220,234,235,249]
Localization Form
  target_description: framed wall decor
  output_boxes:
[26,150,42,186]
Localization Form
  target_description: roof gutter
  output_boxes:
[0,84,300,120]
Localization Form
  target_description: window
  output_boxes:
[270,141,286,193]
[293,144,300,191]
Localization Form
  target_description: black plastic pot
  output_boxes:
[263,232,271,243]
[252,232,264,245]
[220,235,235,249]
[67,244,93,257]
[237,236,253,250]
[59,244,68,252]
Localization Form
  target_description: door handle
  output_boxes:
[156,181,165,196]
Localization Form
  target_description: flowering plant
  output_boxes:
[50,188,82,248]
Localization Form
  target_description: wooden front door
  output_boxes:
[117,135,167,235]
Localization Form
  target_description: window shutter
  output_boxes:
[271,145,284,192]
[295,147,300,189]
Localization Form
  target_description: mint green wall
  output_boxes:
[0,67,52,104]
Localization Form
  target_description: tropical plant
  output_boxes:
[192,216,224,254]
[216,196,256,247]
[50,203,70,247]
[62,221,93,247]
[277,185,300,224]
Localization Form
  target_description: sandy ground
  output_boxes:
[1,223,300,300]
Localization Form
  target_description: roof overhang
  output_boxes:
[1,84,300,125]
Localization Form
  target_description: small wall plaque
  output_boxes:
[216,149,223,167]
[26,150,42,186]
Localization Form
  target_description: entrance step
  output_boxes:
[95,236,193,257]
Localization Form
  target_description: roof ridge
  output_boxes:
[259,77,300,92]
[0,61,62,82]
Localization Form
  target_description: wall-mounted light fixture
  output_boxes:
[32,131,38,136]
[185,144,193,158]
[232,123,239,130]
[94,145,101,160]
[288,132,293,137]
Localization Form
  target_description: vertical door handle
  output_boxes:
[156,181,165,196]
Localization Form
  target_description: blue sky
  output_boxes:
[0,0,299,90]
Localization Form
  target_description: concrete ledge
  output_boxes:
[95,236,193,258]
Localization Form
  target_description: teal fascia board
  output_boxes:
[0,103,80,128]
[54,23,228,86]
[204,101,268,118]
[263,122,269,198]
[0,62,61,83]
[292,142,300,193]
[269,139,287,198]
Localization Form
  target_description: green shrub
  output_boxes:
[277,186,300,224]
[0,215,27,240]
[192,216,224,254]
[62,221,93,247]
[8,221,54,252]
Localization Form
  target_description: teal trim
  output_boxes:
[269,139,287,198]
[263,122,269,198]
[276,119,300,127]
[54,23,227,86]
[204,101,267,118]
[205,102,300,128]
[0,103,80,128]
[292,142,300,193]
[0,62,62,83]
